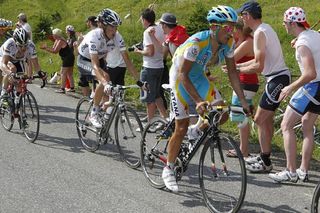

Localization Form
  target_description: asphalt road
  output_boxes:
[0,83,319,213]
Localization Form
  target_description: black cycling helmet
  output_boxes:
[96,8,122,27]
[13,28,29,45]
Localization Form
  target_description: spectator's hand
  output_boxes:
[196,101,210,117]
[221,65,228,73]
[147,27,155,36]
[103,82,113,94]
[278,85,293,102]
[291,38,297,48]
[40,43,47,49]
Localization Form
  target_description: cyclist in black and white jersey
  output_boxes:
[77,8,139,128]
[0,28,37,100]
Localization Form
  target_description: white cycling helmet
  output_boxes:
[96,8,122,26]
[13,28,29,45]
[65,25,75,32]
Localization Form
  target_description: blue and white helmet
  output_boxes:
[97,8,122,26]
[207,5,238,23]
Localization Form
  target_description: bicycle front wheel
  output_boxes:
[75,97,100,152]
[199,133,247,213]
[0,98,14,131]
[20,91,40,142]
[311,182,320,213]
[140,117,168,189]
[115,106,143,169]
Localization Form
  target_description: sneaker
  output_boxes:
[89,113,102,129]
[89,91,95,99]
[55,88,65,94]
[296,168,309,182]
[66,88,75,92]
[269,169,298,183]
[162,166,178,192]
[245,155,261,164]
[246,158,273,173]
[49,72,60,84]
[187,125,202,141]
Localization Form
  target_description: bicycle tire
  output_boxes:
[20,91,40,142]
[75,97,100,152]
[114,106,143,169]
[0,97,14,131]
[311,182,320,213]
[199,133,247,213]
[140,117,168,189]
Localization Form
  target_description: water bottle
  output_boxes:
[104,106,113,120]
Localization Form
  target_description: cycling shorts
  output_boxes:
[259,74,290,111]
[171,78,222,120]
[289,81,320,115]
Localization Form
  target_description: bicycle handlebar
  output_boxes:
[12,71,47,88]
[104,84,148,105]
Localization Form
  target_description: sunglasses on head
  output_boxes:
[211,23,235,33]
[240,11,250,16]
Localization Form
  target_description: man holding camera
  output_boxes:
[134,8,168,123]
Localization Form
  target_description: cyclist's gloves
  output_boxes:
[136,80,149,91]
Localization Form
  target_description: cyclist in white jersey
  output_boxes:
[0,28,37,100]
[237,1,291,173]
[269,7,320,183]
[77,8,139,128]
[161,5,250,192]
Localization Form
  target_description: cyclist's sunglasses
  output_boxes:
[210,23,235,33]
[16,43,28,48]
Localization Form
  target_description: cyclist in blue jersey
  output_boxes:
[161,5,250,192]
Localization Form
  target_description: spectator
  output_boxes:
[269,7,320,183]
[226,18,259,159]
[40,28,75,93]
[75,16,98,97]
[16,13,32,41]
[134,8,168,123]
[237,1,291,173]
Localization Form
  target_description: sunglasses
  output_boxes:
[211,24,235,33]
[16,43,28,48]
[240,12,249,16]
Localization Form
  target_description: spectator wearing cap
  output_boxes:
[66,25,77,50]
[16,13,32,41]
[74,16,98,97]
[236,1,291,173]
[157,13,190,111]
[40,28,75,93]
[269,7,320,183]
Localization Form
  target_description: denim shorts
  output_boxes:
[140,67,163,103]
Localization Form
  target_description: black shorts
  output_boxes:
[259,74,290,111]
[77,55,107,76]
[107,66,126,86]
[61,55,75,67]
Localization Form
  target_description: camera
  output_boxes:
[128,42,143,52]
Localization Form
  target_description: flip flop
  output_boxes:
[226,149,238,158]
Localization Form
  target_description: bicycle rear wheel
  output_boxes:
[140,117,168,189]
[311,182,320,213]
[20,92,40,142]
[199,133,246,213]
[75,97,100,152]
[0,98,14,131]
[115,106,143,169]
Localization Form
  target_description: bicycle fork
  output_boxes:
[210,137,229,178]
